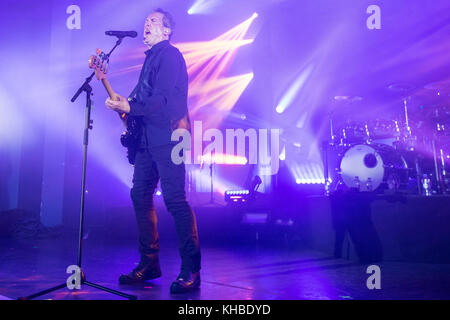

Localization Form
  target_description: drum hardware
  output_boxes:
[330,95,366,146]
[338,144,411,193]
[327,130,421,194]
[329,117,335,145]
[414,155,423,194]
[421,174,432,196]
[324,82,450,195]
[365,123,370,140]
[366,177,373,191]
[432,140,441,193]
[333,121,371,146]
[322,141,330,196]
[402,96,413,137]
[431,139,450,194]
[353,176,361,191]
[387,83,418,145]
[437,123,446,133]
[441,142,450,193]
[439,148,449,192]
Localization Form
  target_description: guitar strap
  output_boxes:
[127,84,139,101]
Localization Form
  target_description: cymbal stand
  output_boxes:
[403,97,412,137]
[432,140,444,194]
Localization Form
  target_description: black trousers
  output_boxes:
[130,144,201,273]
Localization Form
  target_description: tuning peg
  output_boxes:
[96,48,108,60]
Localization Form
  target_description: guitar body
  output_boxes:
[120,115,142,165]
[89,53,142,165]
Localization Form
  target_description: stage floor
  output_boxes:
[1,235,450,300]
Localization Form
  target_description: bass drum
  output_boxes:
[339,144,409,192]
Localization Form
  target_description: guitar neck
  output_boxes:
[100,78,127,126]
[101,78,117,100]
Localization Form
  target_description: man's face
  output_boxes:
[143,12,168,47]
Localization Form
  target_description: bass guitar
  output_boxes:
[88,50,141,165]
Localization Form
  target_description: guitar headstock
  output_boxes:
[88,49,108,80]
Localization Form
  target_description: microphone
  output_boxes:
[105,30,138,38]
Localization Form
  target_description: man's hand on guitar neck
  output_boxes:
[105,94,131,114]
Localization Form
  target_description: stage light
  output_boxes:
[200,153,248,165]
[275,64,314,114]
[275,105,284,114]
[187,0,217,15]
[171,14,257,127]
[224,174,262,204]
[290,161,332,185]
[279,146,286,161]
[225,190,250,196]
[294,177,332,185]
[224,189,250,203]
[189,73,254,111]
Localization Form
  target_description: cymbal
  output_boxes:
[424,80,450,94]
[387,82,416,93]
[333,95,363,102]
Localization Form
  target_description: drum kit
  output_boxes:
[325,81,450,195]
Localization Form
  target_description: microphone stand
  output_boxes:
[19,37,137,300]
[202,152,222,207]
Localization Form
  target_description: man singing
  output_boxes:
[105,8,201,294]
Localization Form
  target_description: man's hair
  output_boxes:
[154,8,175,40]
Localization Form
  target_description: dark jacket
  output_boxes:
[128,40,190,147]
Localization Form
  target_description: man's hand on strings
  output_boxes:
[105,95,130,114]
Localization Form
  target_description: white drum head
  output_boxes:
[340,144,384,191]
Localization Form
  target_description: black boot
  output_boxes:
[119,262,162,284]
[170,271,200,293]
